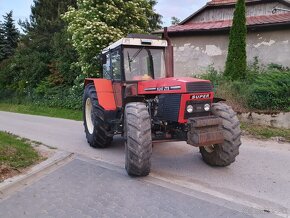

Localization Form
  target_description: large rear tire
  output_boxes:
[200,102,241,166]
[124,102,152,176]
[83,84,113,148]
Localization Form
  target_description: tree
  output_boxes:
[147,0,163,31]
[0,22,6,61]
[224,0,247,80]
[17,0,78,86]
[20,0,77,52]
[171,16,181,25]
[3,11,19,50]
[0,11,19,60]
[63,0,163,74]
[0,0,78,97]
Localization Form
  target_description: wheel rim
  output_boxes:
[85,98,94,134]
[204,145,215,153]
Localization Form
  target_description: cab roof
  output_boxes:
[102,38,168,54]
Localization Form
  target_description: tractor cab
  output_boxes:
[101,35,168,82]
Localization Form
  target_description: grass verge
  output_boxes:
[241,122,290,142]
[0,103,82,121]
[0,131,41,181]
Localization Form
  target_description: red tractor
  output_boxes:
[83,29,241,176]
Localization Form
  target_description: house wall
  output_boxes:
[171,29,290,76]
[187,2,289,23]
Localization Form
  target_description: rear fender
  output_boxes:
[85,79,117,111]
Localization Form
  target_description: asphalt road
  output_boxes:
[0,157,252,218]
[0,111,290,217]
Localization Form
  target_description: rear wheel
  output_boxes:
[124,102,152,176]
[83,84,113,148]
[200,102,241,166]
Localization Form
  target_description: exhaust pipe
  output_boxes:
[163,27,174,78]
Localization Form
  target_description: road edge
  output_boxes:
[0,150,74,201]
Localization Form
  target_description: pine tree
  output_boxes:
[224,0,247,80]
[20,0,77,52]
[0,22,6,61]
[28,0,77,33]
[147,0,163,31]
[17,0,79,84]
[0,0,79,101]
[2,11,19,57]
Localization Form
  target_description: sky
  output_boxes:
[155,0,208,26]
[0,0,209,29]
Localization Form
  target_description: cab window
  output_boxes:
[124,47,165,81]
[111,50,121,80]
[103,53,111,79]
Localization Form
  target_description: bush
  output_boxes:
[200,62,290,112]
[247,70,290,111]
[0,83,83,111]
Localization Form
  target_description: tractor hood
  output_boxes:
[138,77,213,94]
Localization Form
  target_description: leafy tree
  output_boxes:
[224,0,247,80]
[171,16,181,25]
[63,0,163,74]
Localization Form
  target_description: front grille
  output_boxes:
[157,94,181,122]
[184,100,211,119]
[186,82,213,93]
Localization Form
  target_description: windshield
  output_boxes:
[124,47,166,81]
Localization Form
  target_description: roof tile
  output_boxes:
[165,12,290,33]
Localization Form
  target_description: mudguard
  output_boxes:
[84,79,117,111]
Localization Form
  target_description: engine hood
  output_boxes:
[138,77,213,94]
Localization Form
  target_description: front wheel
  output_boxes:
[200,102,241,166]
[124,102,152,176]
[83,84,113,148]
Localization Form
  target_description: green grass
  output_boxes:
[0,103,82,121]
[0,131,40,170]
[241,122,290,142]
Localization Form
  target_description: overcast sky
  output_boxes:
[0,0,209,29]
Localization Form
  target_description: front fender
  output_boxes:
[84,78,116,111]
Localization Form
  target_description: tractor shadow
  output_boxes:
[151,141,234,177]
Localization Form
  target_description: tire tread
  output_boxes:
[125,102,152,176]
[83,84,113,148]
[200,102,241,166]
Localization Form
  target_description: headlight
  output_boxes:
[204,104,211,111]
[187,105,194,113]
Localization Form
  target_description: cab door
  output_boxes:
[102,48,123,108]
